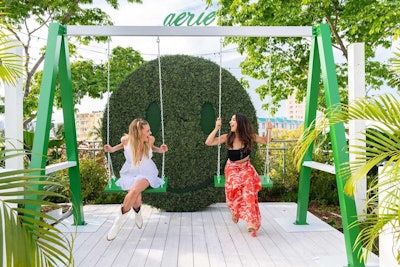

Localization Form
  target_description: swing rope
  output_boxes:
[214,37,273,188]
[105,36,115,186]
[104,37,168,193]
[262,37,273,178]
[157,37,166,180]
[216,37,223,182]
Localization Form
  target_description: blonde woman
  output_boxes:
[205,113,272,237]
[104,118,168,241]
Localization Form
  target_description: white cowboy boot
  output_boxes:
[133,206,143,229]
[107,206,130,241]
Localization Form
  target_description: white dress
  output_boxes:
[116,144,165,190]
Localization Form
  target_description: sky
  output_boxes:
[52,0,274,122]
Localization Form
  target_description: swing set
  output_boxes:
[29,23,365,267]
[213,37,274,188]
[103,37,168,193]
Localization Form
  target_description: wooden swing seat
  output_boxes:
[104,177,168,193]
[214,175,273,188]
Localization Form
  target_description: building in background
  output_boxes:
[75,111,103,141]
[286,93,305,121]
[257,117,303,136]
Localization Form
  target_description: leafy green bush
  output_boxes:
[257,144,300,202]
[45,155,110,204]
[255,132,338,206]
[102,55,259,211]
[79,156,109,203]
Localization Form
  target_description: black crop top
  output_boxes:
[227,148,251,161]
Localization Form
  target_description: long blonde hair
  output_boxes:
[127,118,150,166]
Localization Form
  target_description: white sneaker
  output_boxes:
[107,207,130,241]
[135,209,143,229]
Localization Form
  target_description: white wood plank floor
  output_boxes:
[57,203,379,267]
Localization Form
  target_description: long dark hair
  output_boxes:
[226,113,254,152]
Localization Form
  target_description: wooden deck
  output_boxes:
[57,203,379,267]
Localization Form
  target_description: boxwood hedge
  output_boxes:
[102,55,258,211]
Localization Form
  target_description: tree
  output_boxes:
[25,46,144,121]
[1,0,143,126]
[207,0,399,113]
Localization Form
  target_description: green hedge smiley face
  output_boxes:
[104,55,258,212]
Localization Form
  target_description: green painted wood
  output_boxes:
[104,178,169,193]
[27,23,63,212]
[214,175,273,188]
[29,23,85,225]
[317,24,364,267]
[296,24,364,267]
[58,32,85,225]
[296,30,320,226]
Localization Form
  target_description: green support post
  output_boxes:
[296,24,364,267]
[296,33,320,225]
[58,31,85,225]
[27,23,63,212]
[29,23,85,225]
[317,24,363,267]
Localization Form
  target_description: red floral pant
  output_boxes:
[224,160,262,235]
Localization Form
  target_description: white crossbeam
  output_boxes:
[0,161,77,175]
[302,161,335,175]
[45,161,77,174]
[66,26,313,37]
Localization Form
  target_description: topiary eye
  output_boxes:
[200,102,215,134]
[146,101,161,134]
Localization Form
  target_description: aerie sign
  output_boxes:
[163,7,216,26]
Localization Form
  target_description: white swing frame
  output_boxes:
[69,25,313,189]
[66,26,312,37]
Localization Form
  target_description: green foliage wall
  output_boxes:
[103,55,258,211]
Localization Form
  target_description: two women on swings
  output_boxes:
[104,113,272,239]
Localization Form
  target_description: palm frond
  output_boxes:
[294,93,400,195]
[0,28,24,86]
[350,177,400,263]
[389,47,400,86]
[294,93,400,262]
[0,149,74,266]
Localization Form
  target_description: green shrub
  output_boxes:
[102,55,259,211]
[255,135,339,206]
[79,156,109,203]
[309,171,339,206]
[45,155,110,204]
[262,149,300,202]
[44,172,70,203]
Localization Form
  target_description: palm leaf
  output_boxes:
[294,94,400,193]
[389,48,400,86]
[0,28,24,86]
[1,151,74,266]
[350,175,400,263]
[293,93,400,263]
